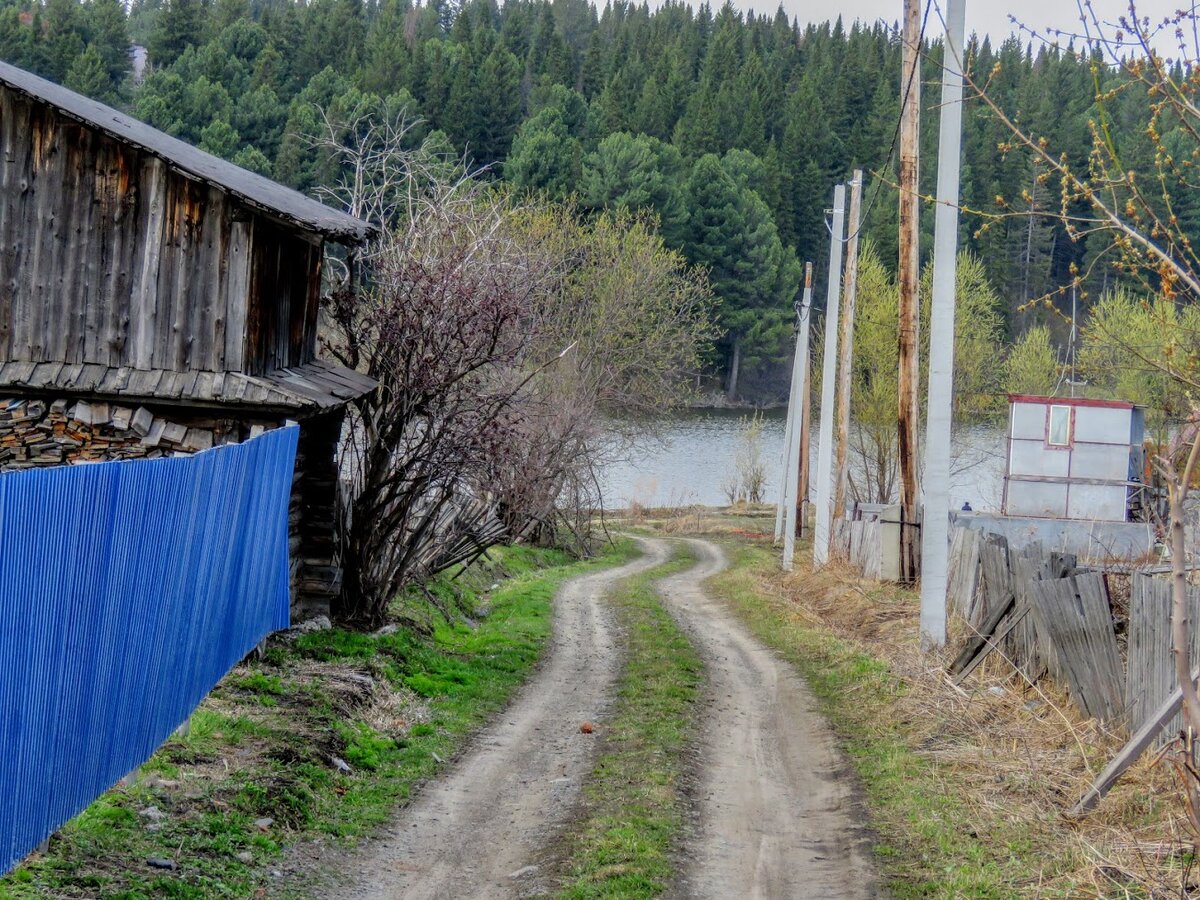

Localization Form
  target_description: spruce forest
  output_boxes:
[0,0,1172,403]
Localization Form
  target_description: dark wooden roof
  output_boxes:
[0,360,377,413]
[0,60,374,245]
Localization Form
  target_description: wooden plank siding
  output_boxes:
[0,86,324,377]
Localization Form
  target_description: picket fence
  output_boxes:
[0,426,297,874]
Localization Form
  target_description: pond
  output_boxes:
[598,408,1007,512]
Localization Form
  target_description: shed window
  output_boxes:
[1047,405,1072,446]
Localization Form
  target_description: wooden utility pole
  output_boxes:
[797,262,814,538]
[782,262,814,570]
[833,170,863,521]
[813,184,847,567]
[919,0,966,649]
[897,0,922,583]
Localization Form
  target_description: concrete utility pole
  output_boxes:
[897,0,923,584]
[833,171,864,522]
[919,0,966,649]
[797,263,815,539]
[774,333,800,544]
[774,407,794,541]
[813,184,847,567]
[783,262,814,571]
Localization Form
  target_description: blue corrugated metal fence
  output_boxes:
[0,426,298,874]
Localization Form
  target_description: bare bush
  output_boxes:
[723,415,768,505]
[313,101,713,624]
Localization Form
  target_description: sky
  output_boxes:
[746,1,1191,52]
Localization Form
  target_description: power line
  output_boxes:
[837,0,934,244]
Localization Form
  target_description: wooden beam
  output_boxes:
[948,593,1016,676]
[897,0,922,583]
[952,605,1029,684]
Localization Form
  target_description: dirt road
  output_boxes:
[321,535,876,899]
[320,539,669,900]
[657,536,879,899]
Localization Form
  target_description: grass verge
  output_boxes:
[0,541,635,900]
[705,535,1193,898]
[558,543,702,899]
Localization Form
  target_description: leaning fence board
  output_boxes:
[949,594,1016,676]
[1071,666,1200,815]
[954,606,1031,685]
[1126,574,1200,741]
[975,535,1012,630]
[848,519,882,580]
[1007,544,1055,681]
[1030,574,1125,726]
[947,526,981,618]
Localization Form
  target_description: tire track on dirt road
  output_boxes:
[318,538,668,900]
[653,536,880,899]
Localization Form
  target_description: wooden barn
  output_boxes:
[0,59,378,620]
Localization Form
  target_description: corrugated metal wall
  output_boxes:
[0,426,298,874]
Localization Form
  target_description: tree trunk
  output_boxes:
[726,337,741,402]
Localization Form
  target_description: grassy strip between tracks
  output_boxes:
[1,540,636,900]
[559,543,702,899]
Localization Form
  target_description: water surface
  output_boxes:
[598,409,1006,511]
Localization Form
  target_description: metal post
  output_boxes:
[898,0,923,583]
[814,184,847,567]
[919,0,966,649]
[783,263,815,570]
[833,171,864,522]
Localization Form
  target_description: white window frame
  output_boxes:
[1047,404,1072,448]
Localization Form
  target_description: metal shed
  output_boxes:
[1002,395,1146,522]
[0,60,378,619]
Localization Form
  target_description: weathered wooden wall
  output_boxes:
[0,87,322,376]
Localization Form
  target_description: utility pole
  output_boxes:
[813,183,847,567]
[919,0,966,649]
[783,262,814,570]
[774,387,795,542]
[772,314,801,547]
[797,264,815,539]
[897,0,923,584]
[833,171,864,522]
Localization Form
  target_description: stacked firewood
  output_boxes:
[0,398,278,469]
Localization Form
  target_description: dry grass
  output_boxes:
[707,533,1200,897]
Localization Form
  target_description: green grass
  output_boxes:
[706,539,1065,899]
[559,545,703,899]
[0,541,636,900]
